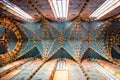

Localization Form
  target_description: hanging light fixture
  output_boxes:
[90,0,120,20]
[0,0,34,22]
[48,0,69,21]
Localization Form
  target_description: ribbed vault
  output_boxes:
[0,17,119,64]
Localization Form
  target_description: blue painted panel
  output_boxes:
[22,27,35,39]
[24,22,41,32]
[0,41,5,54]
[36,41,44,54]
[47,40,54,51]
[76,41,81,49]
[42,40,53,51]
[50,27,60,38]
[89,21,103,31]
[70,30,75,40]
[0,26,5,54]
[82,48,107,60]
[52,22,72,31]
[97,38,103,49]
[90,41,108,59]
[63,42,75,57]
[20,47,42,59]
[42,40,48,49]
[19,41,28,53]
[8,41,17,52]
[19,29,28,41]
[90,41,104,55]
[81,22,89,31]
[111,48,120,59]
[80,27,88,39]
[63,26,72,39]
[0,26,5,36]
[76,31,82,40]
[103,36,107,47]
[112,44,120,54]
[8,29,17,40]
[49,48,74,60]
[90,25,103,39]
[79,41,88,56]
[43,30,54,40]
[70,41,76,51]
[49,42,60,56]
[21,41,35,53]
[48,30,54,40]
[36,29,43,39]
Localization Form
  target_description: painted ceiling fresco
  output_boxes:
[0,0,120,80]
[0,0,120,64]
[0,16,119,64]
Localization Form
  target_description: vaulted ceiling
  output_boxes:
[0,17,119,64]
[0,0,120,22]
[0,0,120,64]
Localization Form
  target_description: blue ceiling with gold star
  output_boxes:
[0,17,120,63]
